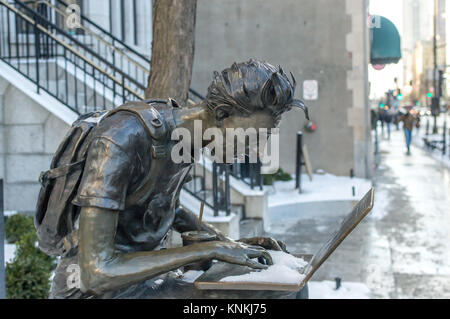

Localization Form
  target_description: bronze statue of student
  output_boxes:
[35,60,309,299]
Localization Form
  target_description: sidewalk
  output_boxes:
[266,129,450,298]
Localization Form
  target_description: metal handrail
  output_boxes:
[1,0,144,99]
[10,0,145,93]
[20,0,203,104]
[40,0,149,74]
[54,0,149,62]
[0,2,141,113]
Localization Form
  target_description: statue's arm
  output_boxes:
[78,207,271,296]
[173,207,288,252]
[78,206,217,295]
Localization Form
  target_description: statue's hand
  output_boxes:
[208,241,273,269]
[237,237,289,253]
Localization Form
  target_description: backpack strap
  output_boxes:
[39,160,85,187]
[103,99,177,207]
[105,100,172,159]
[105,101,168,140]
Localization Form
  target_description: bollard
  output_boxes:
[426,118,430,136]
[335,277,342,290]
[350,170,356,197]
[443,121,447,156]
[295,132,303,193]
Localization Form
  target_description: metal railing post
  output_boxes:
[0,179,5,299]
[202,152,206,203]
[295,131,303,193]
[212,162,218,217]
[122,73,126,104]
[225,165,230,216]
[250,163,255,190]
[33,10,40,93]
[257,160,263,191]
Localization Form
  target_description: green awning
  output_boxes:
[370,16,401,65]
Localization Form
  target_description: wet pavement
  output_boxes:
[265,129,450,298]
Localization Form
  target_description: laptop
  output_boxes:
[194,188,375,292]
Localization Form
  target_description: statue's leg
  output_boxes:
[296,283,309,299]
[50,254,89,299]
[110,272,301,299]
[51,257,309,299]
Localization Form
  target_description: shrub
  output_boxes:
[263,168,293,185]
[4,214,34,244]
[5,215,56,299]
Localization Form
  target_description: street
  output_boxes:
[267,129,450,298]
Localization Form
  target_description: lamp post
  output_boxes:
[433,0,440,134]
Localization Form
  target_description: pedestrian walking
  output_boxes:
[396,108,420,155]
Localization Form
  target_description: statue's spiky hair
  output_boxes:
[205,59,308,122]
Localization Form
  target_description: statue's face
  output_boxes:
[213,110,278,162]
[222,110,277,131]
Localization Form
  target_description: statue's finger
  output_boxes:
[244,258,268,270]
[260,250,273,266]
[266,238,282,251]
[277,240,288,253]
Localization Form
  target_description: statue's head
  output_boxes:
[205,59,309,131]
[202,59,309,162]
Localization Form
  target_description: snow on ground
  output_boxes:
[266,173,372,208]
[4,211,18,217]
[3,211,18,265]
[367,187,390,221]
[4,243,16,265]
[309,281,372,299]
[220,251,307,284]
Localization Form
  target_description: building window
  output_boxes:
[109,0,138,46]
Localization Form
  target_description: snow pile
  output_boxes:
[267,173,372,208]
[309,281,372,299]
[3,211,18,265]
[4,243,16,265]
[220,251,307,284]
[4,211,18,217]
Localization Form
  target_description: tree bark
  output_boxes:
[145,0,197,106]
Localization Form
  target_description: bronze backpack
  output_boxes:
[35,99,173,257]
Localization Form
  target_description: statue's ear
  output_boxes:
[261,78,277,106]
[215,107,230,124]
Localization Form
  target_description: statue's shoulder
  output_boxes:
[96,99,178,146]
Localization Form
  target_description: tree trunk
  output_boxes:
[145,0,197,106]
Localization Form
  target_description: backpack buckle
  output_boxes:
[150,118,163,128]
[152,145,167,158]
